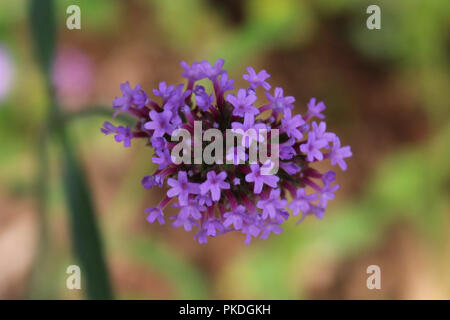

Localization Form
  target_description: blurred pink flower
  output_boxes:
[52,47,94,109]
[0,45,15,103]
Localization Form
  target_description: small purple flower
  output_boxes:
[172,215,198,232]
[167,171,200,205]
[279,143,296,160]
[133,88,150,109]
[233,178,241,185]
[265,87,295,113]
[256,189,287,219]
[180,61,205,82]
[203,217,224,236]
[280,161,300,174]
[329,137,353,171]
[319,182,340,208]
[243,67,271,90]
[112,82,134,113]
[312,206,325,219]
[101,121,132,147]
[223,205,246,230]
[145,207,165,225]
[231,113,266,147]
[100,121,117,135]
[195,194,213,207]
[226,89,259,117]
[300,205,325,221]
[281,109,305,140]
[152,149,171,170]
[150,136,167,150]
[142,175,163,189]
[114,126,133,147]
[259,222,283,240]
[113,81,148,114]
[164,84,191,111]
[153,82,175,101]
[144,110,174,137]
[311,121,336,144]
[200,171,230,202]
[288,188,318,216]
[322,170,337,185]
[307,97,326,120]
[193,85,206,95]
[200,58,226,80]
[173,200,205,220]
[274,210,289,224]
[195,91,214,111]
[242,223,260,245]
[245,163,279,194]
[299,132,328,162]
[194,228,208,244]
[217,73,234,93]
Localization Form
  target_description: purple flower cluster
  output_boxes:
[102,59,352,244]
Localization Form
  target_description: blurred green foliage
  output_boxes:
[349,0,450,120]
[0,0,448,299]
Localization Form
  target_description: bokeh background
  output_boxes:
[0,0,449,299]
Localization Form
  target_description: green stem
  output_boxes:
[27,129,51,298]
[63,106,136,127]
[29,0,113,299]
